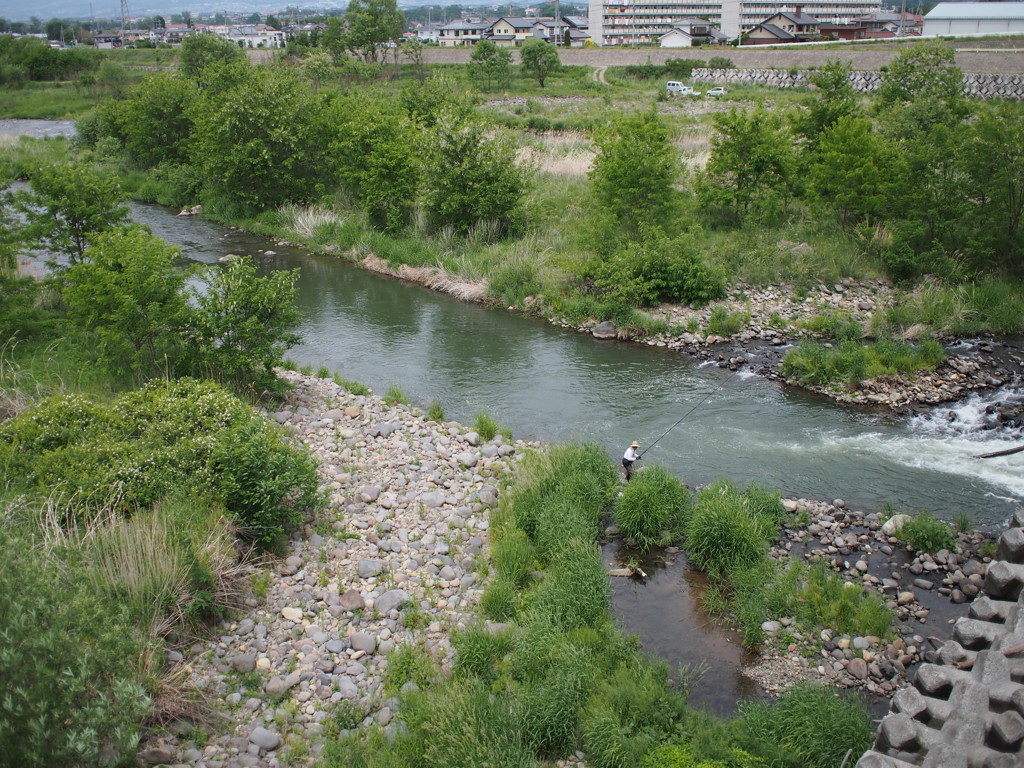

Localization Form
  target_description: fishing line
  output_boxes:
[639,368,740,458]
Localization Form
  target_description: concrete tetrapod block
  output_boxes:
[879,714,919,751]
[984,561,1024,601]
[996,527,1024,564]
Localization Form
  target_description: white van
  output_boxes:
[666,81,701,96]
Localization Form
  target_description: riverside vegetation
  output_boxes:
[3,34,1022,398]
[0,31,1016,768]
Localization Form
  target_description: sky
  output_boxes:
[0,0,480,21]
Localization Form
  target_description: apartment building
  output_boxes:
[588,0,883,44]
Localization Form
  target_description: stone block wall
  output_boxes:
[856,508,1024,767]
[691,68,1024,99]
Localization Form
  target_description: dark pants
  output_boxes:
[622,458,634,481]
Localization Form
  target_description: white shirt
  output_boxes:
[623,446,640,462]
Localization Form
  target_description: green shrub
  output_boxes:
[900,512,956,554]
[687,484,771,573]
[591,237,726,309]
[614,465,690,549]
[0,528,152,767]
[0,379,320,547]
[739,684,873,768]
[707,57,735,69]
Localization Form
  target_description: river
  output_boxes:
[132,201,1023,717]
[131,202,1024,529]
[8,120,1023,715]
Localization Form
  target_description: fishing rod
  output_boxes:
[639,368,740,458]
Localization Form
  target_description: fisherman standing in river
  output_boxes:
[622,441,641,482]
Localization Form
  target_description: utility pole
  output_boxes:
[120,0,130,44]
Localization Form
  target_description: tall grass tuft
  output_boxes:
[613,465,690,549]
[383,384,409,406]
[687,483,772,574]
[426,399,445,422]
[473,410,501,441]
[739,683,873,768]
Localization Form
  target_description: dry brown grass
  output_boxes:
[361,253,489,302]
[516,131,595,177]
[674,125,714,171]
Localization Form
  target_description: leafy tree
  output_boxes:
[520,38,560,88]
[424,116,527,236]
[178,32,245,79]
[327,92,422,231]
[959,100,1024,267]
[265,15,282,30]
[45,18,63,41]
[809,116,892,227]
[468,39,512,92]
[401,36,428,83]
[185,257,302,393]
[301,49,334,93]
[796,59,861,145]
[696,107,797,226]
[589,109,679,234]
[112,72,198,167]
[63,226,188,377]
[16,163,129,267]
[400,73,476,129]
[322,17,348,62]
[246,12,261,23]
[876,41,969,138]
[190,65,326,208]
[344,0,405,63]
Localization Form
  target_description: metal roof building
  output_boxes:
[923,1,1024,36]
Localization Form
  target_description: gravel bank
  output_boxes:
[139,371,537,767]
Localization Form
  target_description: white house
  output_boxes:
[923,2,1024,36]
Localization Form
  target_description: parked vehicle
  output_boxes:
[666,81,701,96]
[706,86,727,97]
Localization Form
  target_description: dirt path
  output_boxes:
[592,65,608,85]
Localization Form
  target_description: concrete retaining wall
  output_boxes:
[421,44,1024,74]
[691,67,1024,98]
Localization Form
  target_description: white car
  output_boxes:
[706,86,728,97]
[666,81,701,96]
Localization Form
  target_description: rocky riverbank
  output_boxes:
[548,276,1024,420]
[139,371,537,768]
[137,369,1004,768]
[743,497,995,700]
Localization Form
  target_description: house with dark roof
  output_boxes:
[532,16,591,46]
[490,17,545,46]
[437,19,494,47]
[659,17,730,46]
[743,6,820,44]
